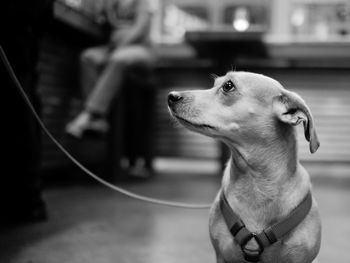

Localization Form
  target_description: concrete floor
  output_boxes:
[0,166,350,263]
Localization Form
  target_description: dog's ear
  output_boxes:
[273,90,320,153]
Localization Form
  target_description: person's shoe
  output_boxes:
[128,159,154,179]
[65,111,109,139]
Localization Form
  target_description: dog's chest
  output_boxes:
[209,201,316,263]
[210,219,296,263]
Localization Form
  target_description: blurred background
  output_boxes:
[1,0,350,262]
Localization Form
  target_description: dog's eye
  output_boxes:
[221,80,235,92]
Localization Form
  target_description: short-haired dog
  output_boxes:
[168,71,321,263]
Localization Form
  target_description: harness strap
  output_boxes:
[220,191,312,262]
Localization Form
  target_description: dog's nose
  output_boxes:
[168,91,183,105]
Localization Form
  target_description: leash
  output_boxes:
[0,45,212,209]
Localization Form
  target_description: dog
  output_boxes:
[168,71,321,263]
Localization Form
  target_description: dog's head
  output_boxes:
[168,71,319,153]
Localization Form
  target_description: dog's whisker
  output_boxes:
[168,115,181,127]
[171,121,181,128]
[229,64,237,72]
[209,73,219,80]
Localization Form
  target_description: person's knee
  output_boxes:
[109,54,155,71]
[80,49,94,63]
[109,52,131,68]
[81,48,106,65]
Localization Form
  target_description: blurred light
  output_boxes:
[164,5,186,38]
[291,7,306,27]
[233,19,249,32]
[65,0,82,8]
[315,21,329,40]
[233,7,250,32]
[164,4,208,42]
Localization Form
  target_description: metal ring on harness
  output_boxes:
[241,232,265,262]
[234,228,264,262]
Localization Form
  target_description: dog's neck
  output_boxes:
[222,127,311,231]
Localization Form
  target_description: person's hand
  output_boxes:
[109,29,131,48]
[108,30,120,49]
[109,30,121,47]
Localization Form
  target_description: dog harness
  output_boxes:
[220,191,312,262]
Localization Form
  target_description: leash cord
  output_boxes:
[0,45,212,209]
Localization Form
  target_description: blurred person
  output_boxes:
[0,0,54,224]
[65,0,156,138]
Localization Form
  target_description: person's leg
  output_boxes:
[85,45,155,115]
[66,45,155,138]
[80,46,109,97]
[65,46,109,137]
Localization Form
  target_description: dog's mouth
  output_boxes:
[174,115,216,131]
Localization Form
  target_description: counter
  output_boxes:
[38,2,350,172]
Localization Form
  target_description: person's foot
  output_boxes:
[128,158,154,179]
[65,111,109,139]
